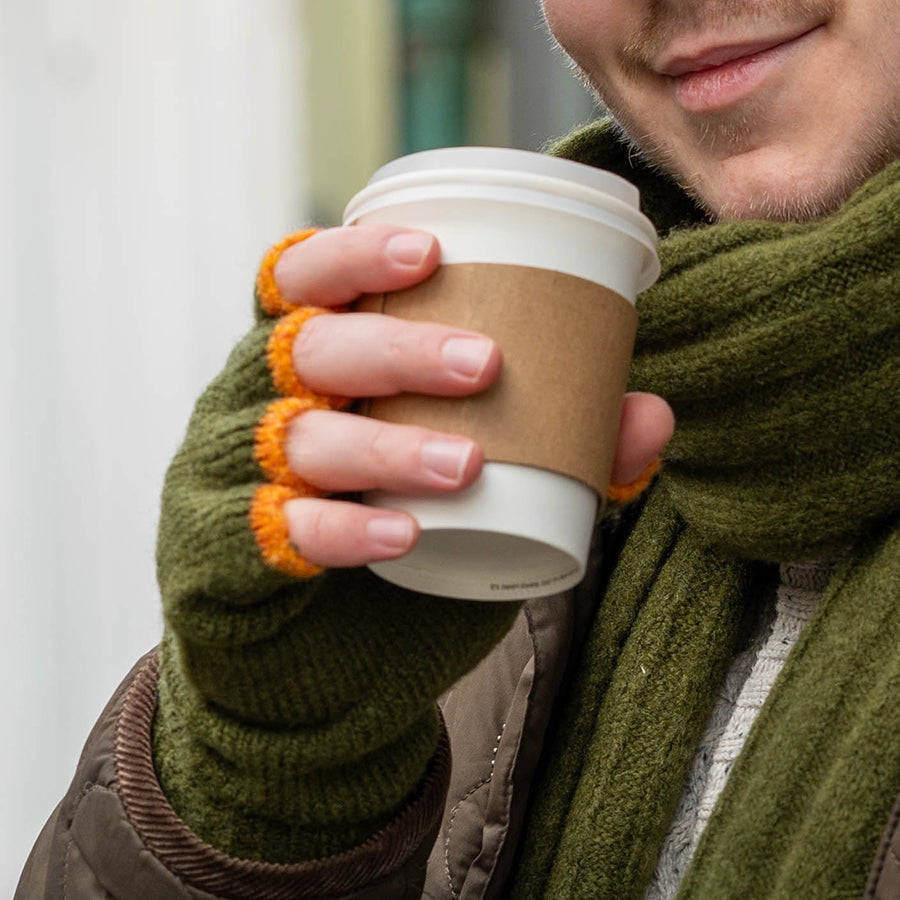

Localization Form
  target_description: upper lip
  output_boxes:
[656,27,818,77]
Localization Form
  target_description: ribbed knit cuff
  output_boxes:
[120,654,453,898]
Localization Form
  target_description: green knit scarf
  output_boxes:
[509,136,900,898]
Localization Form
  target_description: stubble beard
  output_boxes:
[556,0,900,221]
[595,84,900,222]
[593,89,900,222]
[619,0,838,68]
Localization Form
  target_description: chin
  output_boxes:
[676,136,900,223]
[678,160,846,223]
[696,167,841,222]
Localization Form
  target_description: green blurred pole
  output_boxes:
[400,0,478,152]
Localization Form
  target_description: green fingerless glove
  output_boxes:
[152,231,520,864]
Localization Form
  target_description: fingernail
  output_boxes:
[422,439,474,483]
[367,516,415,552]
[385,233,433,267]
[442,337,494,381]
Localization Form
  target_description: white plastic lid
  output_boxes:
[369,146,641,207]
[344,146,660,293]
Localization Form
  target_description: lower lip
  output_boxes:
[673,29,818,113]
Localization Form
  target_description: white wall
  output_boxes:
[0,1,309,891]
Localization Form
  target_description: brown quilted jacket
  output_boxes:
[16,585,900,899]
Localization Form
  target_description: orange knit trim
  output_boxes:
[606,457,662,506]
[267,307,350,409]
[249,484,324,579]
[254,397,328,492]
[255,229,321,317]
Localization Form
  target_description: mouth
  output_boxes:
[657,26,824,113]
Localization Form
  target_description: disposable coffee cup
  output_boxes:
[343,147,659,601]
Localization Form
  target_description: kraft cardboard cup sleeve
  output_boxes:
[343,147,659,601]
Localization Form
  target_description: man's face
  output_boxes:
[542,0,900,220]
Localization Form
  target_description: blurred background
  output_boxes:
[0,0,597,891]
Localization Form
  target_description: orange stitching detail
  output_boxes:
[254,397,328,492]
[255,229,321,317]
[250,484,324,579]
[267,307,350,409]
[606,458,662,506]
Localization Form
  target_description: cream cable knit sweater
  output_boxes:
[644,558,840,899]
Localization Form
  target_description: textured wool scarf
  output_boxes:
[509,139,900,899]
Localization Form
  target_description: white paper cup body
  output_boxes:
[343,147,659,600]
[366,463,597,601]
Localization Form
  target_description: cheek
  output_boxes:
[542,0,622,68]
[541,0,583,57]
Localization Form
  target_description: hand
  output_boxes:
[272,225,674,569]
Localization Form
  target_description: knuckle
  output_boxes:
[382,330,409,388]
[382,322,440,392]
[364,422,397,471]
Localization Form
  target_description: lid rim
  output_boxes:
[344,179,660,291]
[368,146,640,206]
[344,169,658,246]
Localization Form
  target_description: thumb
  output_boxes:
[609,392,675,486]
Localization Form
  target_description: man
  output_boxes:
[17,1,900,897]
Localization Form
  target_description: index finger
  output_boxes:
[274,225,441,308]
